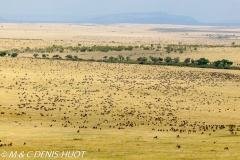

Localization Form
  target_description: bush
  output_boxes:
[184,58,191,64]
[143,47,150,50]
[165,57,172,63]
[0,51,7,57]
[33,53,39,58]
[80,47,87,52]
[137,57,148,64]
[125,46,133,51]
[11,53,18,57]
[173,57,180,63]
[196,58,209,65]
[65,55,73,59]
[52,55,61,59]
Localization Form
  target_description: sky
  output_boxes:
[0,0,240,23]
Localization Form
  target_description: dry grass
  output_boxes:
[1,23,240,46]
[0,57,240,159]
[0,24,240,159]
[1,24,240,65]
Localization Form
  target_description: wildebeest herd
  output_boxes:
[0,57,239,159]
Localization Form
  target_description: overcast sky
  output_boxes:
[0,0,240,23]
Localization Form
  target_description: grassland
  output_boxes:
[0,24,240,160]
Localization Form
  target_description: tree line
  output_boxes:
[1,49,238,70]
[12,45,138,54]
[33,53,238,70]
[7,42,240,55]
[100,55,235,69]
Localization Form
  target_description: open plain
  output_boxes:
[0,23,240,159]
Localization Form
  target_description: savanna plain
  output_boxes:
[0,23,240,160]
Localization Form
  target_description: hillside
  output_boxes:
[81,12,201,25]
[0,12,201,25]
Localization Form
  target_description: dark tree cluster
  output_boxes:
[0,51,7,57]
[30,52,237,70]
[0,51,18,57]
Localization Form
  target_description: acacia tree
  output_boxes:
[126,56,131,61]
[158,57,163,62]
[173,57,180,63]
[165,57,172,63]
[108,56,118,63]
[213,60,222,67]
[73,55,79,60]
[196,58,209,65]
[52,54,61,59]
[103,56,108,61]
[33,53,39,58]
[213,59,233,67]
[118,55,125,61]
[221,59,233,66]
[0,51,7,57]
[228,124,236,134]
[191,59,195,64]
[184,58,191,64]
[137,57,148,64]
[164,45,173,53]
[11,53,18,57]
[65,55,73,59]
[42,54,49,58]
[149,56,158,64]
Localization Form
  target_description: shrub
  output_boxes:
[11,53,18,57]
[0,51,7,57]
[165,57,172,63]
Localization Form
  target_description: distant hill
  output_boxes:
[0,12,201,25]
[81,12,201,25]
[1,12,240,26]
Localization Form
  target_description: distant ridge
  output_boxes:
[1,12,240,26]
[0,12,201,25]
[81,12,201,25]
